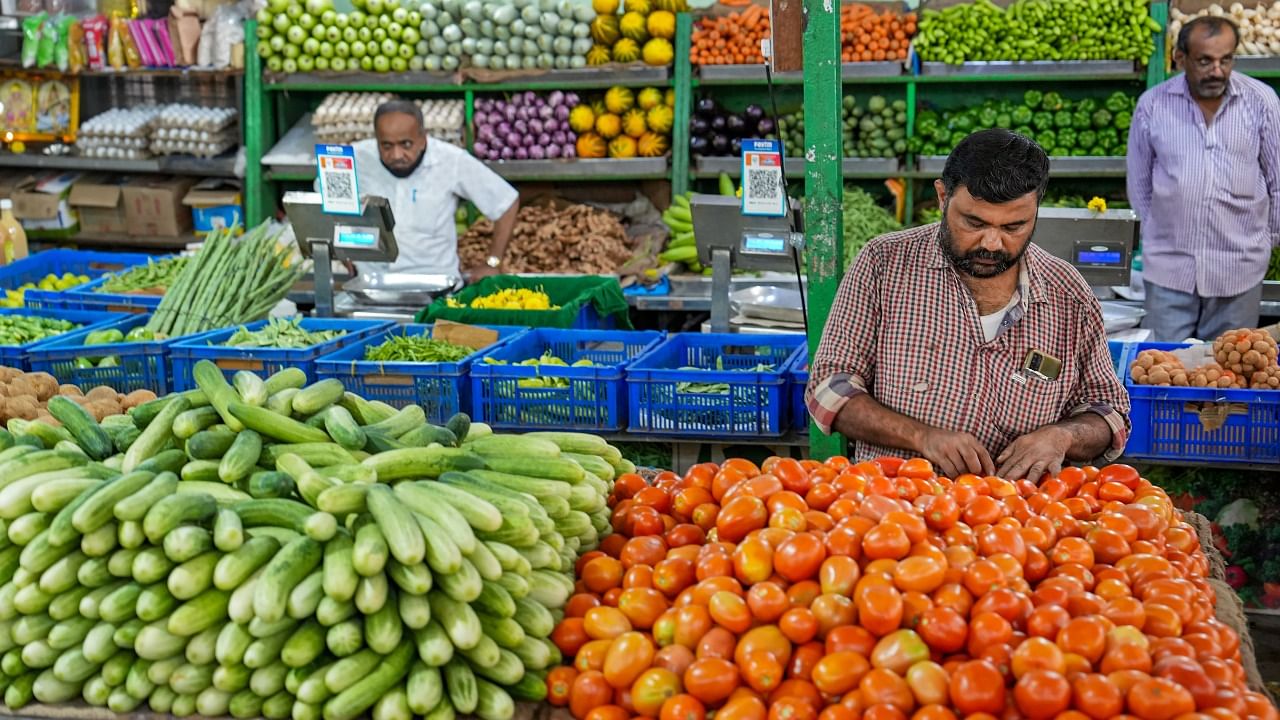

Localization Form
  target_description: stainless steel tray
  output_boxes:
[342,272,460,307]
[696,62,904,83]
[1234,56,1280,73]
[731,286,805,324]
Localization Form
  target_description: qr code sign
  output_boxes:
[746,168,781,203]
[323,171,354,200]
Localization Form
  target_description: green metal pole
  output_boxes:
[1147,2,1169,90]
[671,13,694,200]
[244,20,269,226]
[803,0,845,460]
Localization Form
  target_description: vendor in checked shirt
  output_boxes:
[806,129,1130,482]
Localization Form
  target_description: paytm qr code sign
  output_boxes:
[315,144,361,216]
[740,139,786,218]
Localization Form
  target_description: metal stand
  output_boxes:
[710,248,733,333]
[311,242,334,318]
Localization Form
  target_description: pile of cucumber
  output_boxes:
[0,358,627,720]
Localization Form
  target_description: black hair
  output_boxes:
[1177,15,1240,55]
[373,100,424,131]
[941,128,1049,204]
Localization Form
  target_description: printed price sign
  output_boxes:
[315,144,361,216]
[740,139,786,218]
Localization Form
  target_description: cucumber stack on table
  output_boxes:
[0,358,628,720]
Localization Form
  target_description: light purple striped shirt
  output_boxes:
[1126,73,1280,298]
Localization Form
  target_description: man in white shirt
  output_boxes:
[350,100,520,281]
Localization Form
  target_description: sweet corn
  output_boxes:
[447,287,560,310]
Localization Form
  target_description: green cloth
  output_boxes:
[416,275,633,329]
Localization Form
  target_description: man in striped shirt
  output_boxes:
[1127,16,1280,341]
[806,129,1129,481]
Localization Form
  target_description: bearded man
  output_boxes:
[806,129,1131,481]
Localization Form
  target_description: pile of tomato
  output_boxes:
[545,456,1279,720]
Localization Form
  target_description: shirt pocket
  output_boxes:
[993,371,1069,439]
[872,351,960,430]
[1225,155,1262,200]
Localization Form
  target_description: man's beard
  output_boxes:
[938,202,1030,278]
[383,147,426,178]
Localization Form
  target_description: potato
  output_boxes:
[122,389,156,410]
[0,366,22,382]
[7,376,35,400]
[58,384,83,397]
[82,402,114,423]
[6,396,38,421]
[23,373,58,401]
[85,386,117,403]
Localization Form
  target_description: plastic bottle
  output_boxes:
[0,199,28,265]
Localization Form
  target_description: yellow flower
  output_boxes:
[1087,197,1107,214]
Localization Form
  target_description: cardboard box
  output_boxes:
[69,175,133,235]
[182,178,243,234]
[13,172,80,233]
[122,176,199,237]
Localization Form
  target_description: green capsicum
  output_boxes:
[1105,92,1131,113]
[1050,146,1070,157]
[1115,111,1132,131]
[1053,110,1073,129]
[1077,98,1098,114]
[1077,130,1097,150]
[995,113,1012,128]
[1042,92,1065,111]
[1011,106,1033,126]
[1023,90,1044,109]
[1091,108,1113,128]
[1037,130,1057,152]
[1032,111,1054,131]
[1072,111,1092,130]
[1014,125,1034,138]
[1057,128,1077,150]
[978,107,999,127]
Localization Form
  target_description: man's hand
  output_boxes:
[918,429,995,479]
[996,425,1072,483]
[463,265,500,281]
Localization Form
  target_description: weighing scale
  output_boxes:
[1030,207,1137,287]
[284,191,399,318]
[690,193,805,333]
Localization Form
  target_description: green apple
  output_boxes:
[315,55,331,70]
[256,7,272,24]
[392,7,408,23]
[325,25,342,41]
[373,27,387,42]
[400,27,420,45]
[387,21,402,39]
[360,55,374,70]
[319,40,334,57]
[267,55,284,71]
[285,3,303,19]
[272,13,292,32]
[373,54,391,72]
[297,54,315,71]
[311,24,326,39]
[365,0,384,15]
[342,26,357,42]
[286,25,308,45]
[397,42,414,59]
[283,42,300,58]
[256,23,273,39]
[282,57,298,72]
[358,27,372,42]
[351,40,367,57]
[269,34,286,52]
[331,56,348,71]
[297,12,316,30]
[380,38,398,56]
[303,37,320,55]
[257,42,274,57]
[321,10,337,25]
[335,40,350,57]
[391,56,408,72]
[334,12,349,28]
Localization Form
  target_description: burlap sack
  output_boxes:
[1186,510,1271,698]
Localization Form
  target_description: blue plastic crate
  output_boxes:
[626,333,806,438]
[572,303,618,330]
[1124,341,1280,463]
[8,250,153,309]
[26,314,219,395]
[469,329,664,431]
[788,345,810,431]
[0,308,133,371]
[54,275,164,314]
[314,324,529,424]
[168,318,395,391]
[1108,340,1128,377]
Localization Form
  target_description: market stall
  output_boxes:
[0,0,1275,716]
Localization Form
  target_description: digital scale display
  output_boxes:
[741,233,788,254]
[1076,250,1122,265]
[333,225,380,249]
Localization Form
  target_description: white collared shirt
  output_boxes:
[350,137,518,279]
